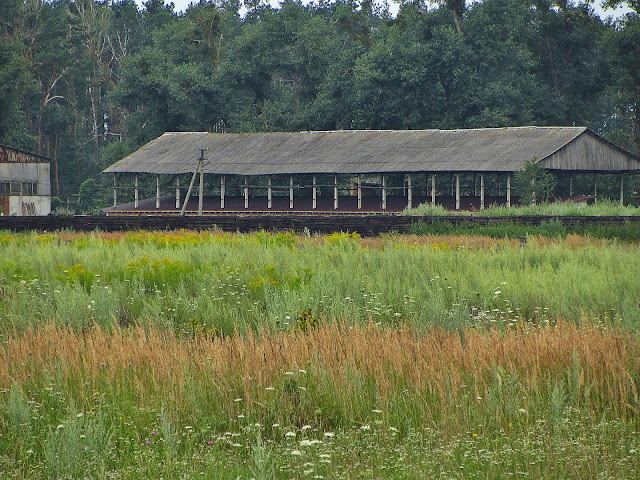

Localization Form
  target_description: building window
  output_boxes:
[0,182,9,195]
[10,182,21,195]
[22,182,37,195]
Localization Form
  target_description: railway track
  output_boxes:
[1,214,639,235]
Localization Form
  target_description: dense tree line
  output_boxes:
[0,0,639,207]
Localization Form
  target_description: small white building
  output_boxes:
[0,145,51,216]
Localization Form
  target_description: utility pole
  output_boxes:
[180,149,208,216]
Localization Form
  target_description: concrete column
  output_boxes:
[289,176,294,209]
[156,174,161,209]
[334,175,338,209]
[312,175,317,209]
[220,175,225,209]
[480,174,485,210]
[506,174,511,207]
[267,176,272,209]
[357,175,362,210]
[407,174,413,210]
[134,174,139,209]
[382,174,387,211]
[431,174,436,206]
[244,176,249,209]
[175,177,180,209]
[198,171,203,215]
[620,174,624,206]
[455,174,460,210]
[113,174,117,208]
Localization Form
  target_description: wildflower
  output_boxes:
[285,431,296,438]
[360,424,371,431]
[146,440,151,445]
[100,362,106,367]
[207,441,213,445]
[291,450,302,456]
[150,431,156,435]
[323,432,334,438]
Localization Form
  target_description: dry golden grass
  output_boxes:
[2,320,638,425]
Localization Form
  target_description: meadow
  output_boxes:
[1,229,639,478]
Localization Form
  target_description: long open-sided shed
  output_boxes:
[103,127,640,214]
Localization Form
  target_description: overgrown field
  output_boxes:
[1,230,639,478]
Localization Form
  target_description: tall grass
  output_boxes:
[1,321,638,478]
[404,199,640,216]
[1,230,639,334]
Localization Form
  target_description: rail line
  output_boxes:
[1,214,639,236]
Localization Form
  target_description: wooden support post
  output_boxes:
[593,173,597,204]
[407,174,412,210]
[198,171,204,215]
[480,174,485,210]
[220,175,225,209]
[312,175,317,209]
[134,174,139,209]
[156,175,161,209]
[473,172,477,197]
[498,174,502,196]
[506,174,511,207]
[334,175,338,209]
[175,177,180,209]
[289,176,294,209]
[267,176,272,209]
[180,149,207,216]
[357,175,362,210]
[620,174,624,206]
[451,174,454,196]
[431,174,436,206]
[382,174,387,211]
[113,174,117,208]
[569,174,574,197]
[455,174,460,210]
[244,176,249,209]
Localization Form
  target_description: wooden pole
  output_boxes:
[268,176,272,209]
[334,175,338,209]
[198,171,204,215]
[506,174,511,207]
[620,174,624,206]
[220,175,225,209]
[480,173,485,210]
[593,173,597,204]
[134,174,139,209]
[156,174,161,209]
[175,177,180,209]
[357,175,362,210]
[180,149,207,216]
[312,175,317,209]
[407,174,412,210]
[244,176,249,209]
[113,174,117,208]
[455,174,460,210]
[289,176,294,209]
[431,174,436,206]
[382,174,387,211]
[569,174,574,197]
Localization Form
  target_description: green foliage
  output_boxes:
[0,0,637,209]
[513,159,558,204]
[76,178,99,214]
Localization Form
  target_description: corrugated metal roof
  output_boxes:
[102,127,638,176]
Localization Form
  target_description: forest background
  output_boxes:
[1,0,639,209]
